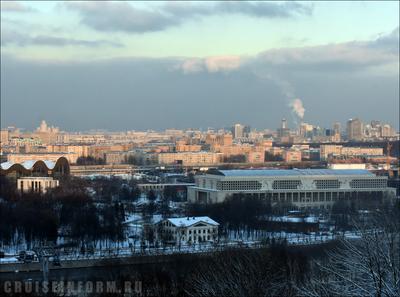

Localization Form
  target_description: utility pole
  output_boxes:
[386,141,393,176]
[35,244,55,283]
[41,255,49,283]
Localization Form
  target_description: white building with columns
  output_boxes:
[17,176,59,194]
[188,169,396,210]
[156,216,219,245]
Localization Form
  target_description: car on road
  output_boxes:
[17,251,38,263]
[52,257,61,267]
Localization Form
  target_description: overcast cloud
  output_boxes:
[1,27,398,131]
[176,27,399,74]
[64,1,313,33]
[1,29,123,48]
[1,2,398,131]
[0,1,34,12]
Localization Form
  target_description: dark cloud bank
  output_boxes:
[1,27,398,131]
[64,1,313,33]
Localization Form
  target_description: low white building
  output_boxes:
[188,169,396,210]
[156,216,219,245]
[328,163,366,169]
[17,177,59,194]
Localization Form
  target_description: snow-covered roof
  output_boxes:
[166,216,219,227]
[214,169,374,177]
[0,158,65,171]
[0,162,13,170]
[44,160,56,168]
[162,173,185,177]
[21,160,36,170]
[270,216,319,224]
[304,217,319,223]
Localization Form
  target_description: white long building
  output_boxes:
[188,169,396,210]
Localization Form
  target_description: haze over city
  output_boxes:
[1,1,399,131]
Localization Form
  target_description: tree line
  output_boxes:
[0,176,133,251]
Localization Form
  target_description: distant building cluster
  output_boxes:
[0,119,398,170]
[346,118,396,141]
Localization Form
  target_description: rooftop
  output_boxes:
[166,216,219,227]
[0,157,69,172]
[18,177,56,180]
[211,169,374,177]
[1,160,56,170]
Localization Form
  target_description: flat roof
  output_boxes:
[213,169,375,177]
[18,177,55,180]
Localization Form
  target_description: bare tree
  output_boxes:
[299,205,400,297]
[185,247,308,297]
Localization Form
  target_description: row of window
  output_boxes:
[314,180,341,189]
[216,181,262,191]
[350,179,387,188]
[205,179,387,190]
[272,180,302,190]
[183,229,216,235]
[183,235,214,242]
[197,176,388,191]
[271,192,336,203]
[233,191,384,203]
[20,180,56,191]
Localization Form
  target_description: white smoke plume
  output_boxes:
[251,68,305,124]
[289,98,305,120]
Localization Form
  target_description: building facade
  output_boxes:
[158,152,223,166]
[17,177,59,194]
[347,118,363,140]
[188,169,395,210]
[320,145,384,160]
[232,124,245,139]
[6,152,78,164]
[156,217,219,245]
[283,149,302,162]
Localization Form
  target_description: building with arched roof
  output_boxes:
[0,157,70,179]
[1,157,69,194]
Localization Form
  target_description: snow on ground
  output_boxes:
[0,257,19,263]
[124,213,142,224]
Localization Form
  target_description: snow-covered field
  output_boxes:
[2,211,365,264]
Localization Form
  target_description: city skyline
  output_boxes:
[1,1,399,130]
[1,118,400,142]
[2,117,398,135]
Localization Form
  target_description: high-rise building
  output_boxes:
[363,121,395,139]
[277,118,290,137]
[346,118,363,140]
[333,122,341,134]
[0,129,9,145]
[232,124,244,139]
[243,125,251,137]
[281,118,287,129]
[370,120,381,128]
[381,124,394,137]
[299,122,313,137]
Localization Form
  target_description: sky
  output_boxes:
[1,1,399,131]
